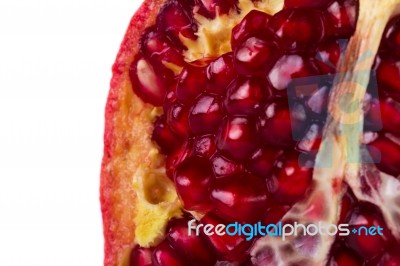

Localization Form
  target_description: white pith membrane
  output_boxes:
[130,0,400,265]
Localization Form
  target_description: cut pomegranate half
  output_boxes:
[101,0,400,265]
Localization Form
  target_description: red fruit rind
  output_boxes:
[100,1,170,265]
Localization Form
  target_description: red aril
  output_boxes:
[224,78,272,116]
[269,153,313,204]
[141,29,185,67]
[188,94,224,135]
[231,10,272,49]
[166,141,193,179]
[316,39,342,74]
[167,218,216,266]
[268,55,320,94]
[157,1,196,41]
[216,116,260,161]
[200,214,253,262]
[206,53,237,95]
[259,101,308,148]
[284,0,334,8]
[166,102,191,137]
[366,98,400,135]
[247,148,282,178]
[383,17,400,56]
[376,58,400,102]
[234,36,279,77]
[130,247,153,266]
[269,8,325,52]
[174,156,214,211]
[210,153,244,179]
[328,246,363,266]
[324,0,358,38]
[176,64,207,104]
[368,136,400,177]
[152,241,185,266]
[345,204,389,259]
[210,174,269,223]
[192,135,217,158]
[152,116,181,154]
[371,251,400,266]
[196,0,238,18]
[129,57,174,106]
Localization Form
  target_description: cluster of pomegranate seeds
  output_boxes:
[128,0,395,264]
[366,14,400,178]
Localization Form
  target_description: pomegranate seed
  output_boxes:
[269,8,325,52]
[200,214,252,262]
[284,0,334,8]
[247,148,282,178]
[260,101,308,148]
[268,55,320,94]
[263,205,291,225]
[157,2,196,41]
[371,251,400,266]
[141,29,185,67]
[167,218,216,266]
[325,0,358,38]
[383,16,400,55]
[368,136,400,177]
[328,246,363,266]
[166,102,191,137]
[166,141,193,179]
[297,124,323,153]
[377,58,400,102]
[316,40,342,74]
[306,85,330,116]
[224,78,272,116]
[129,57,174,106]
[366,99,400,135]
[234,37,280,77]
[174,156,214,211]
[211,174,268,223]
[231,10,272,49]
[196,0,237,18]
[345,204,389,259]
[189,94,224,135]
[216,116,260,161]
[206,53,237,95]
[270,153,313,204]
[193,135,217,158]
[338,190,356,224]
[164,90,177,114]
[152,241,185,266]
[210,153,244,178]
[176,64,208,104]
[130,247,152,266]
[152,116,181,154]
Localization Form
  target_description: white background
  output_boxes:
[0,0,141,265]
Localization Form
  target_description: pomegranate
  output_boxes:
[101,0,400,266]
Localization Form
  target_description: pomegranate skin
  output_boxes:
[101,1,172,265]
